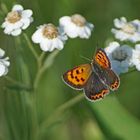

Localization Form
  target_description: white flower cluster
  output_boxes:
[1,4,94,52]
[2,5,33,36]
[104,17,140,74]
[112,17,140,42]
[105,41,133,74]
[0,4,94,77]
[2,4,140,77]
[32,14,94,52]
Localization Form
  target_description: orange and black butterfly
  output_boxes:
[62,48,120,102]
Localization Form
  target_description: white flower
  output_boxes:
[1,4,33,36]
[32,23,67,52]
[0,48,10,76]
[59,14,94,39]
[112,17,140,42]
[105,41,133,75]
[131,44,140,71]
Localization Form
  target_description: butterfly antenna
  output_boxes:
[80,55,91,62]
[92,43,100,57]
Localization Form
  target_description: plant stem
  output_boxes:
[5,76,31,91]
[39,94,84,134]
[15,35,39,140]
[33,50,59,90]
[23,33,39,60]
[38,52,46,65]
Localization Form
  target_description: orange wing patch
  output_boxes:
[90,89,109,101]
[63,64,92,89]
[94,49,111,68]
[110,79,120,91]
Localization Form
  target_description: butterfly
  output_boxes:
[62,48,120,102]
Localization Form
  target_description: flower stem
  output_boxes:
[37,52,46,69]
[23,33,39,60]
[39,94,84,135]
[33,50,59,90]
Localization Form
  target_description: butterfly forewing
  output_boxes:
[94,48,111,69]
[84,72,109,101]
[63,64,92,90]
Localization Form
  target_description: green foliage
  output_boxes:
[0,0,140,140]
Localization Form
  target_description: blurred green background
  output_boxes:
[0,0,140,140]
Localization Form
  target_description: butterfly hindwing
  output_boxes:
[83,72,109,101]
[100,68,120,91]
[63,64,92,90]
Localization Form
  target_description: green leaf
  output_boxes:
[89,97,140,140]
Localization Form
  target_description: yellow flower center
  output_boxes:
[112,49,127,62]
[71,14,86,27]
[122,23,136,34]
[6,11,21,23]
[43,24,58,39]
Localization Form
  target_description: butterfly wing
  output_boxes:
[94,48,111,69]
[94,63,120,90]
[83,72,109,101]
[63,64,92,90]
[93,48,120,91]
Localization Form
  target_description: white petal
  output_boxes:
[136,64,140,71]
[121,61,130,67]
[120,67,129,73]
[114,17,127,28]
[0,49,5,58]
[130,33,140,42]
[22,10,33,18]
[59,16,71,26]
[86,23,94,30]
[0,63,6,76]
[132,19,140,27]
[121,45,133,57]
[29,17,34,23]
[1,21,8,28]
[120,17,127,23]
[12,21,23,30]
[11,29,22,36]
[111,60,121,75]
[65,24,79,38]
[59,16,80,38]
[105,41,120,54]
[132,60,139,66]
[58,34,67,42]
[112,29,130,41]
[3,24,15,34]
[114,19,123,28]
[2,58,10,66]
[135,44,140,51]
[32,27,44,43]
[21,18,30,29]
[78,26,91,39]
[3,21,23,34]
[12,4,23,11]
[54,38,64,50]
[3,67,8,75]
[40,40,52,52]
